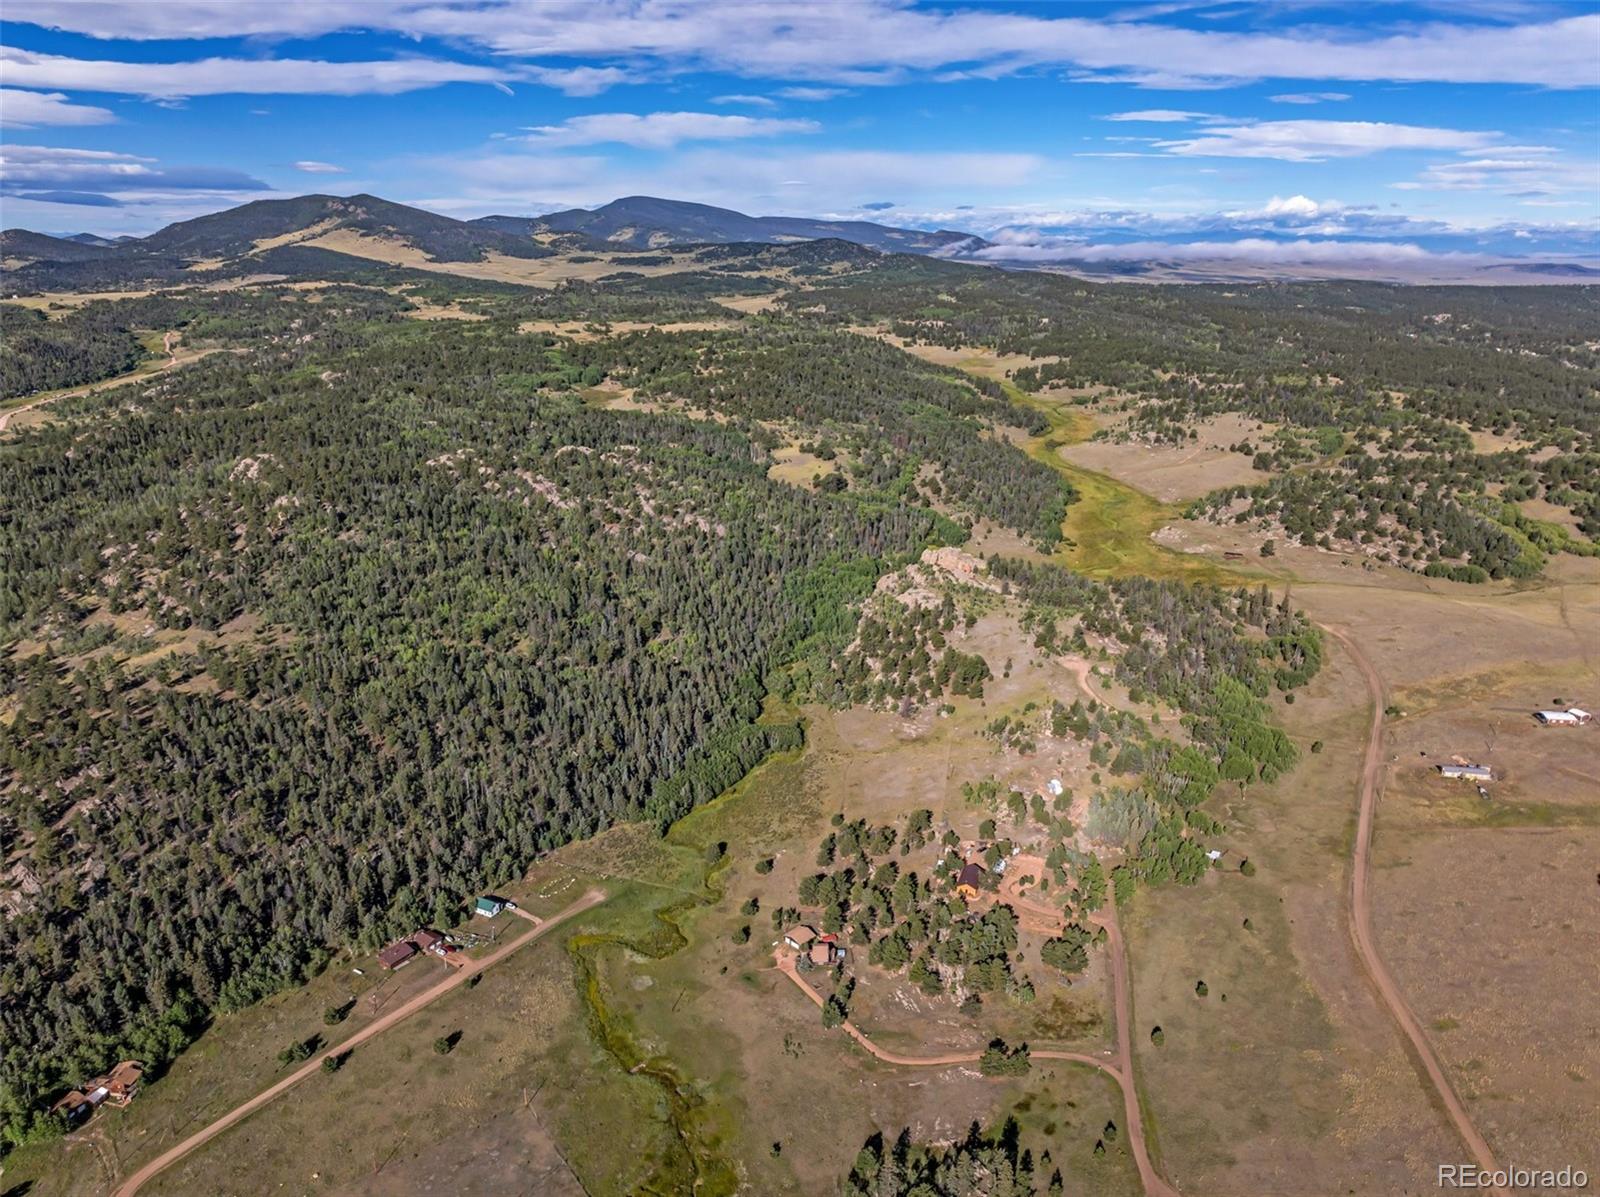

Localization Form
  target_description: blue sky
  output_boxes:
[1,1,1597,263]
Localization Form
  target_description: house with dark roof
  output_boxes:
[378,939,418,969]
[955,862,987,900]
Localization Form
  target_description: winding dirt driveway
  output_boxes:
[1058,655,1107,705]
[112,890,606,1197]
[776,897,1178,1197]
[0,331,199,434]
[1323,625,1505,1192]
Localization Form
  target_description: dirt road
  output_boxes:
[112,889,606,1197]
[1324,625,1505,1190]
[0,332,196,434]
[1058,655,1106,705]
[776,927,1179,1197]
[1096,900,1179,1197]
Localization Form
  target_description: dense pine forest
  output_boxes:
[0,248,1581,1149]
[0,287,962,1142]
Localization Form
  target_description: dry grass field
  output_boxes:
[1057,413,1272,503]
[766,443,839,488]
[1124,555,1600,1194]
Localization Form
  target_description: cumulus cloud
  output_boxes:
[1255,194,1334,219]
[520,111,818,149]
[293,160,345,173]
[712,93,777,107]
[0,87,116,127]
[8,2,1597,90]
[1156,119,1498,161]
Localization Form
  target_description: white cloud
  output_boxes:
[520,64,634,96]
[1270,92,1352,105]
[975,236,1437,265]
[1156,119,1498,162]
[1101,109,1215,122]
[414,147,1042,216]
[9,2,1596,90]
[0,45,518,100]
[0,87,116,127]
[520,111,818,149]
[0,143,269,193]
[293,160,345,174]
[777,87,846,101]
[712,93,777,107]
[1398,153,1600,195]
[6,1,418,40]
[1258,194,1333,219]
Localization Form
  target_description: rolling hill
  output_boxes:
[0,229,115,265]
[494,195,991,254]
[1,193,985,292]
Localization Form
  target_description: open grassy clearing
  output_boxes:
[766,442,839,489]
[1371,826,1600,1177]
[0,911,542,1197]
[1123,558,1599,1194]
[1056,412,1272,503]
[298,230,799,291]
[1124,641,1462,1195]
[878,335,1247,585]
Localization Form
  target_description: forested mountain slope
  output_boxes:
[519,195,989,253]
[0,283,1031,1139]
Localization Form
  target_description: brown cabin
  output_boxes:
[378,939,418,970]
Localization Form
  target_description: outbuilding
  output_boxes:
[1438,763,1492,781]
[475,896,506,918]
[1534,707,1591,726]
[784,924,817,951]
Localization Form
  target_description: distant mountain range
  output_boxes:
[2,193,985,272]
[3,193,1595,289]
[490,195,991,254]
